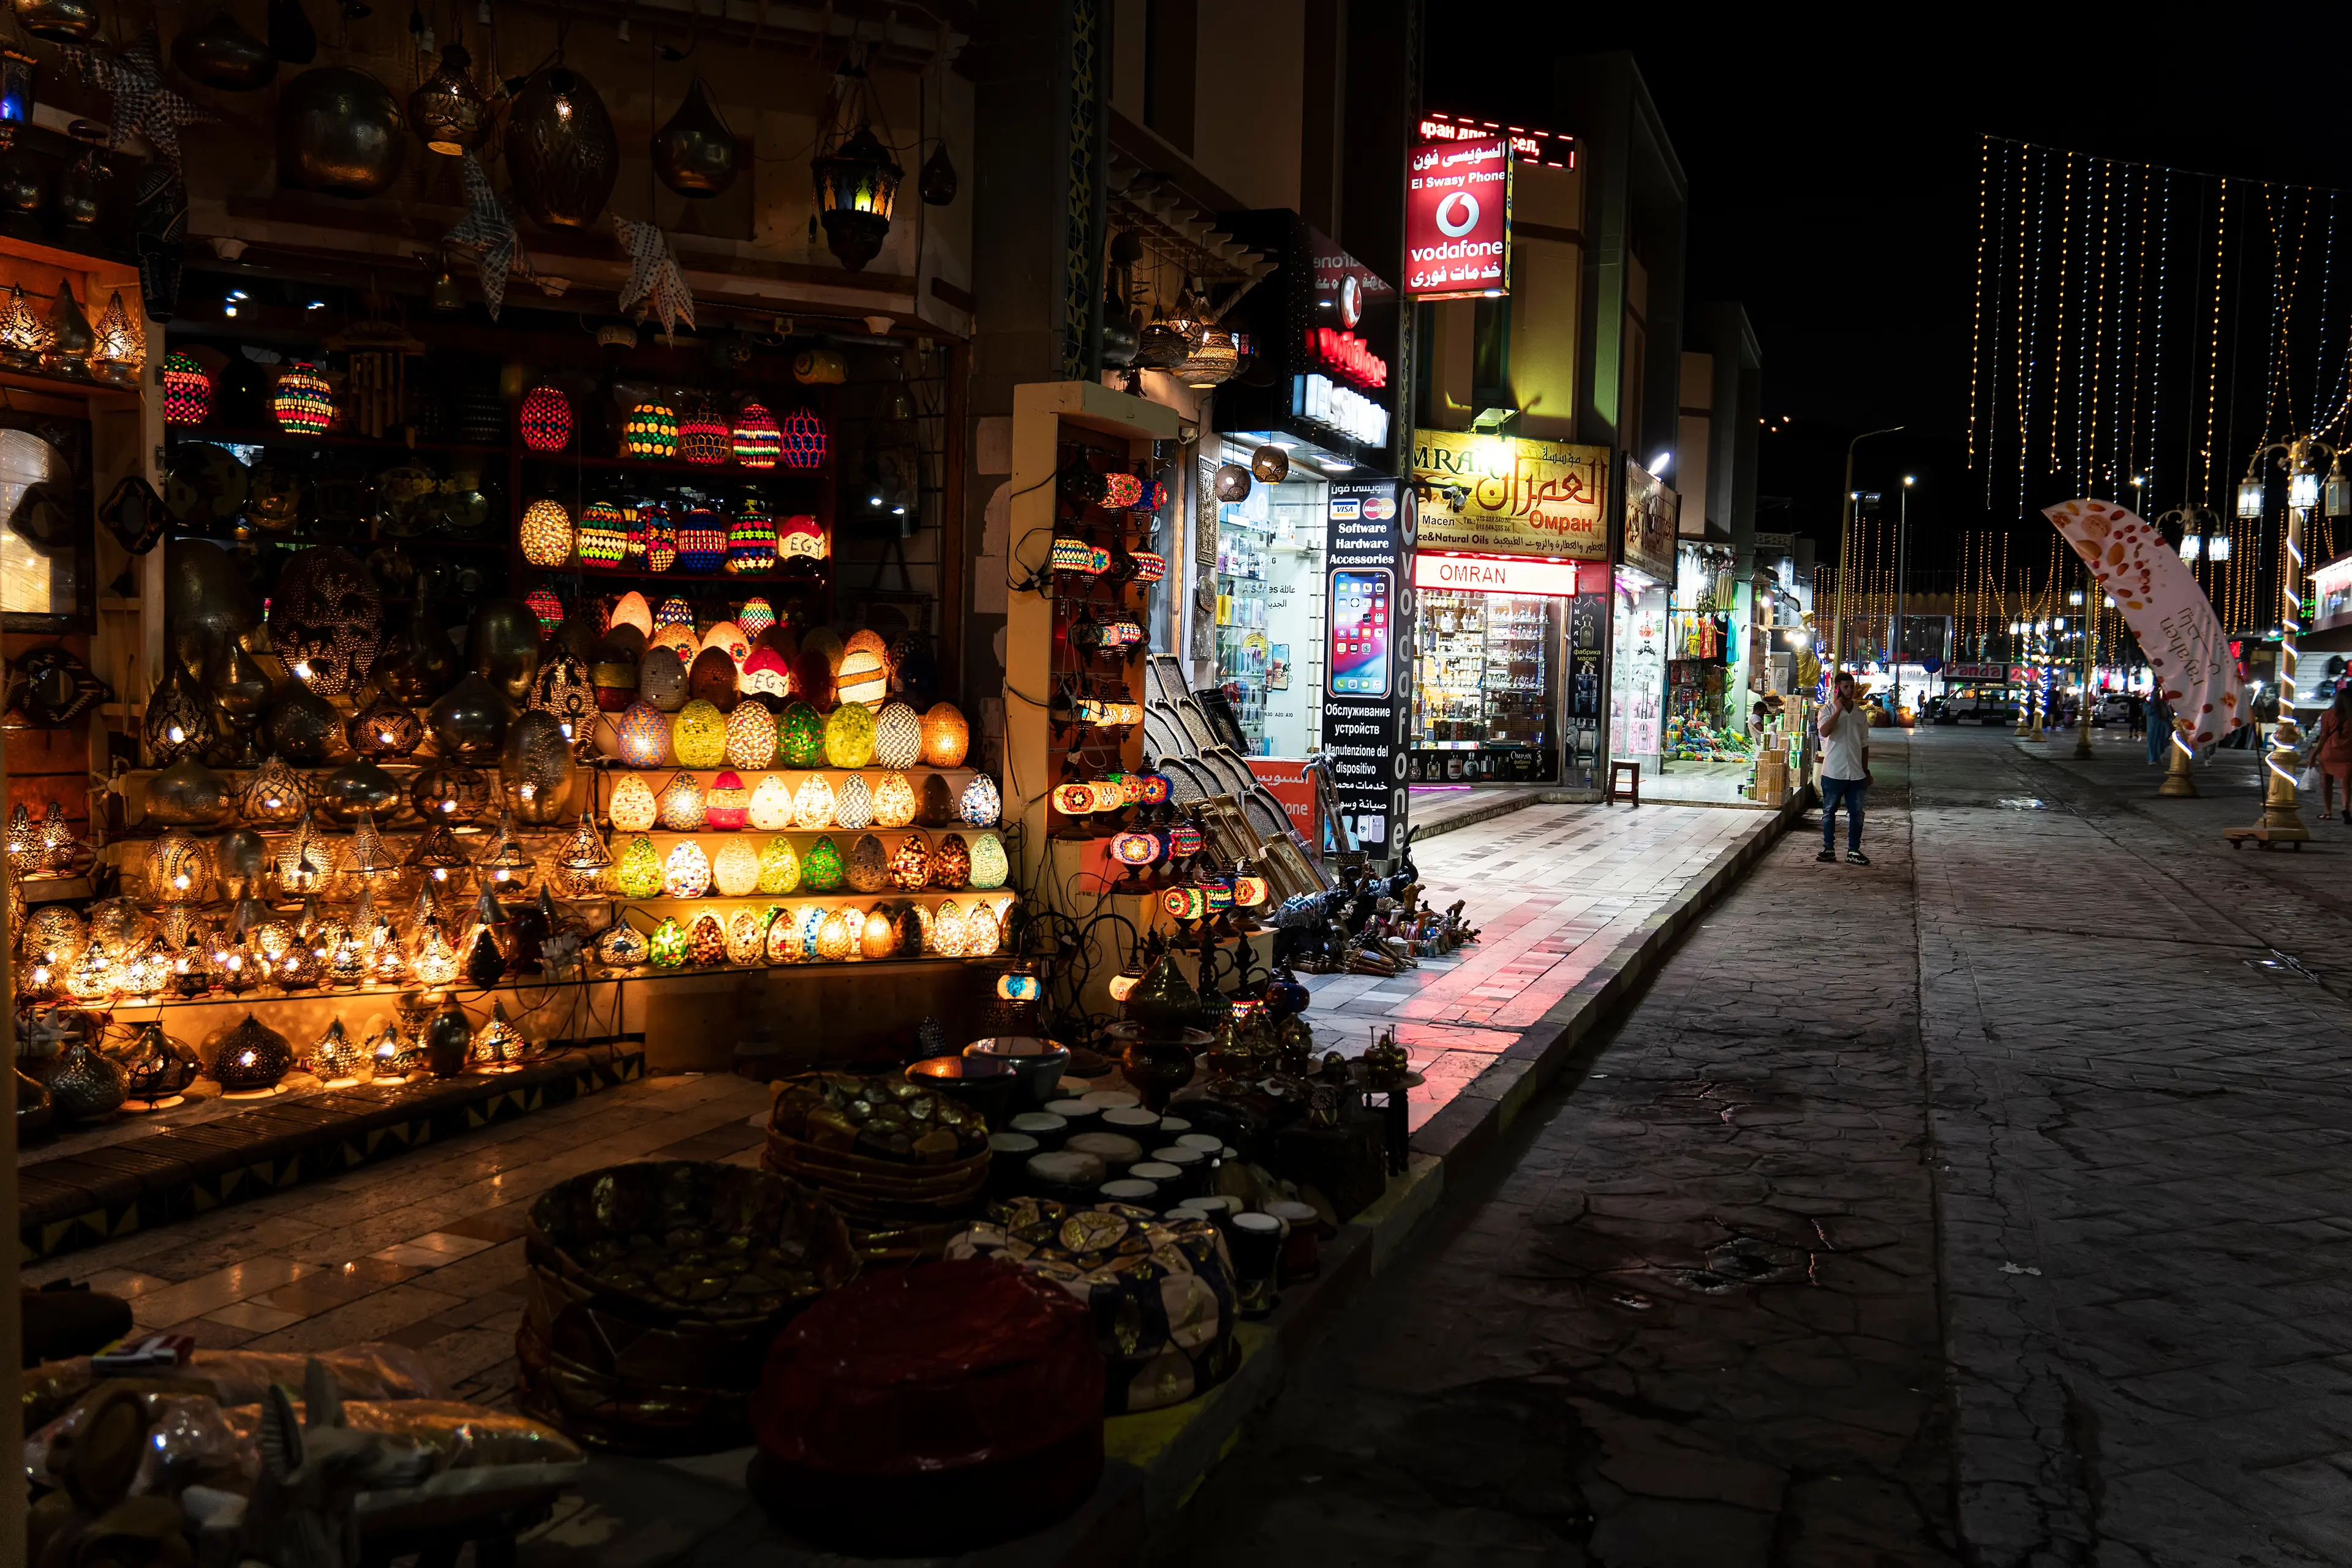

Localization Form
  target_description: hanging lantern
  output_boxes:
[931,832,972,890]
[970,832,1009,890]
[725,704,778,769]
[673,698,728,767]
[706,769,751,829]
[623,401,677,458]
[506,65,619,227]
[888,833,930,890]
[648,917,690,967]
[163,350,214,424]
[733,402,782,467]
[519,383,573,450]
[756,835,801,893]
[727,499,778,574]
[824,703,877,767]
[273,361,335,434]
[959,774,1001,826]
[834,774,874,832]
[526,586,565,630]
[1100,472,1144,510]
[519,499,574,566]
[90,291,143,385]
[872,771,918,829]
[577,501,630,565]
[811,115,902,272]
[614,701,672,767]
[608,772,660,832]
[778,409,828,469]
[676,507,728,573]
[739,597,778,637]
[658,771,708,831]
[802,834,845,890]
[1050,538,1110,574]
[791,774,837,829]
[712,837,761,895]
[678,399,730,466]
[663,839,712,897]
[921,703,970,767]
[616,835,663,898]
[609,590,656,639]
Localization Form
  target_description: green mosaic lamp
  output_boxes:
[824,702,877,768]
[778,701,826,767]
[969,831,1009,890]
[616,835,665,899]
[757,835,802,894]
[648,916,689,967]
[802,834,845,891]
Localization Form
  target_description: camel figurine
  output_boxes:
[236,1359,434,1568]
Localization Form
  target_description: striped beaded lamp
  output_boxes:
[577,501,631,565]
[732,402,782,467]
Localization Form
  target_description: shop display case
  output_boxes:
[1409,590,1561,782]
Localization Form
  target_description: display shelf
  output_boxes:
[519,451,833,479]
[532,565,832,585]
[167,427,511,461]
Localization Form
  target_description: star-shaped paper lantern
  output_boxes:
[614,214,695,336]
[68,33,214,172]
[445,151,536,319]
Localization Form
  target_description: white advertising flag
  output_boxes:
[2044,498,2246,747]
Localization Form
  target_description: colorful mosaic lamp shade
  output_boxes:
[638,505,678,571]
[733,402,782,467]
[577,501,631,565]
[162,351,213,424]
[679,400,730,466]
[737,597,777,636]
[1050,537,1111,574]
[1100,472,1144,510]
[519,499,574,567]
[779,514,828,562]
[726,499,778,574]
[525,586,565,630]
[676,508,727,573]
[1131,551,1167,583]
[614,702,671,768]
[273,362,335,434]
[623,402,678,458]
[779,409,827,469]
[519,384,573,451]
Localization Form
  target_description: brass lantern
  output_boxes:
[409,41,489,156]
[810,69,901,273]
[345,690,425,758]
[410,762,491,826]
[238,755,311,826]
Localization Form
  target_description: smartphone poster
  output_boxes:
[1324,479,1414,856]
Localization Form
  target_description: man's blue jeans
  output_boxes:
[1822,775,1866,853]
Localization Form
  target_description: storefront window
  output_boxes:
[1610,566,1667,768]
[1213,441,1327,756]
[0,418,91,631]
[1411,589,1561,781]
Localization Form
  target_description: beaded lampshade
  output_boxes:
[778,408,827,469]
[651,598,691,630]
[921,703,970,767]
[724,703,778,769]
[676,508,727,573]
[577,501,631,565]
[726,499,778,574]
[609,591,656,639]
[657,771,707,831]
[273,362,335,434]
[623,401,678,458]
[747,773,794,829]
[616,835,664,898]
[1050,538,1110,574]
[614,701,672,768]
[1130,551,1167,583]
[519,499,574,567]
[801,835,845,891]
[706,769,750,829]
[663,840,712,897]
[1101,472,1144,510]
[673,699,728,768]
[732,402,782,467]
[791,774,837,829]
[163,350,213,424]
[714,838,761,895]
[824,703,877,768]
[871,771,918,828]
[834,774,873,831]
[519,385,573,450]
[737,597,777,636]
[639,504,679,571]
[678,399,729,466]
[756,835,801,893]
[608,773,659,832]
[526,587,565,630]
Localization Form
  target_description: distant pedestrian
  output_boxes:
[2315,687,2352,821]
[2147,693,2173,765]
[2127,692,2146,739]
[1816,670,1873,866]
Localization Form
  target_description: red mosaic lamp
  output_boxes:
[519,384,573,451]
[162,350,213,424]
[273,363,335,434]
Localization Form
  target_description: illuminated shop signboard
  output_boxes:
[1213,211,1399,467]
[1406,136,1512,299]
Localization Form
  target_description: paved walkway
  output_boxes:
[1306,801,1782,1131]
[1162,723,2352,1567]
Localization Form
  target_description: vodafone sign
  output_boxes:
[1414,552,1578,597]
[1406,138,1512,299]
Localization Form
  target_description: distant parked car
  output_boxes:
[1936,694,2018,725]
[2092,693,2136,725]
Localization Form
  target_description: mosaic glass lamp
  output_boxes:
[930,899,968,957]
[732,402,782,467]
[748,774,796,831]
[648,916,689,967]
[658,772,708,831]
[712,837,761,895]
[860,907,896,959]
[888,832,930,890]
[663,840,712,897]
[815,908,855,962]
[726,499,778,574]
[969,831,1009,890]
[616,835,664,898]
[624,401,678,458]
[526,586,565,630]
[519,384,573,451]
[922,703,970,767]
[872,703,922,769]
[824,703,876,768]
[163,350,213,423]
[834,774,874,832]
[678,399,730,466]
[725,703,778,770]
[778,703,826,766]
[756,835,801,894]
[737,597,777,636]
[801,834,845,891]
[871,771,917,828]
[706,769,750,829]
[638,503,678,571]
[726,907,772,962]
[577,500,631,565]
[673,699,728,768]
[608,772,660,832]
[689,911,727,964]
[930,832,971,890]
[273,362,335,434]
[614,702,672,768]
[959,774,1001,826]
[791,774,837,829]
[519,499,574,567]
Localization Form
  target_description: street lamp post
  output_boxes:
[2225,435,2349,846]
[2073,584,2094,758]
[1833,426,1903,673]
[1889,475,1913,717]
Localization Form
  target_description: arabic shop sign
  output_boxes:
[1406,137,1512,298]
[1412,430,1608,560]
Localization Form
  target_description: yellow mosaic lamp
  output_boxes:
[648,916,689,967]
[747,774,797,831]
[815,908,855,962]
[519,499,574,567]
[616,835,665,898]
[673,699,728,768]
[824,703,877,767]
[609,773,660,832]
[713,837,762,896]
[791,774,837,829]
[861,906,897,959]
[930,899,968,957]
[663,839,713,897]
[756,836,801,894]
[658,772,707,830]
[963,901,1001,957]
[921,703,970,767]
[871,771,918,828]
[764,907,802,963]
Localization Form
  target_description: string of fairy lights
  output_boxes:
[1966,136,2352,655]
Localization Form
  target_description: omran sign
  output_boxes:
[1414,552,1578,597]
[1406,138,1512,300]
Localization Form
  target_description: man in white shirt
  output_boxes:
[1816,670,1873,865]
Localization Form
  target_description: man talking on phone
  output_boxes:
[1817,670,1872,865]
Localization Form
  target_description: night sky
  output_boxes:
[1423,9,2352,579]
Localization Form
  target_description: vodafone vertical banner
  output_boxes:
[1406,137,1512,299]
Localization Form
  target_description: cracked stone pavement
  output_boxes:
[1153,725,2352,1567]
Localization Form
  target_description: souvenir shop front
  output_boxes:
[1609,459,1679,778]
[1666,540,1746,761]
[1406,430,1611,786]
